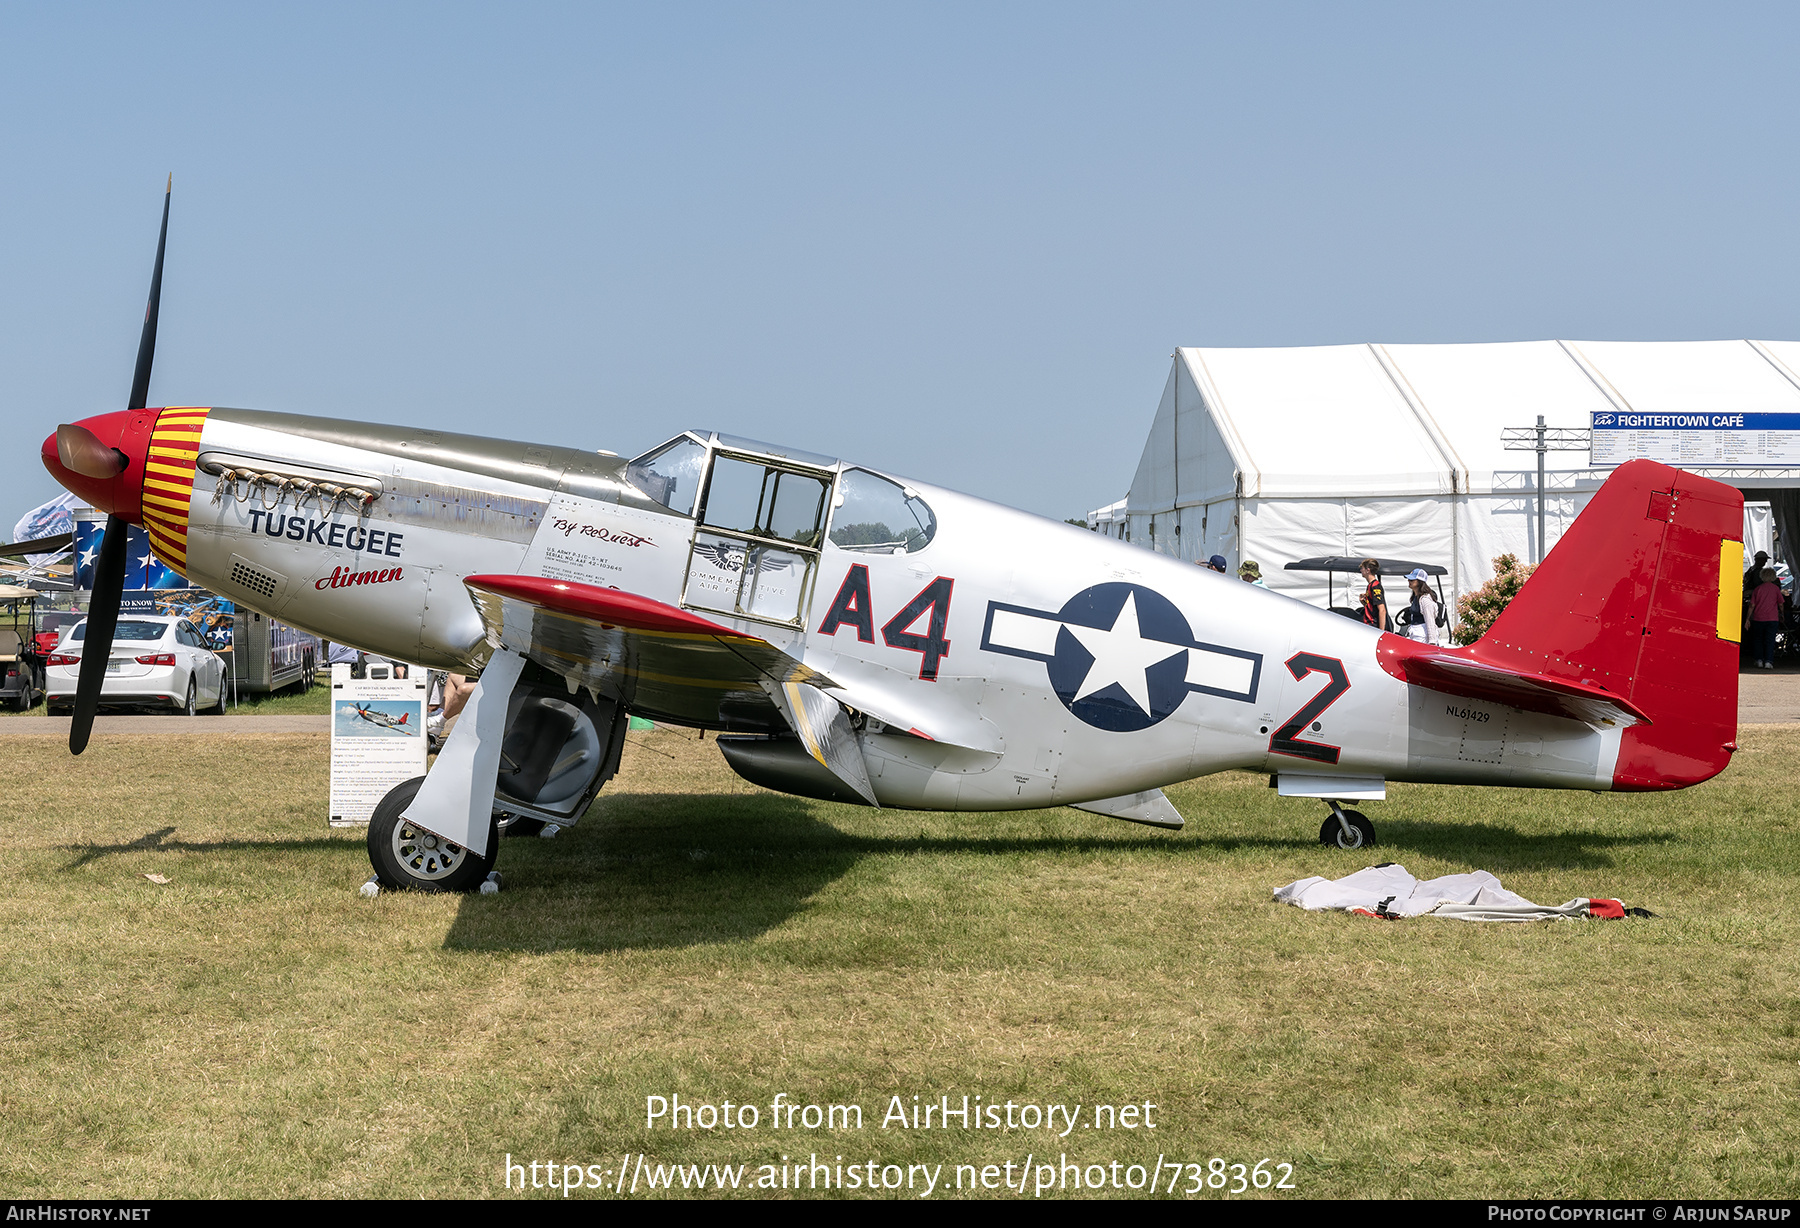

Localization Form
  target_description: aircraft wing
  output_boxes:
[462,574,999,755]
[1377,637,1651,727]
[462,574,824,727]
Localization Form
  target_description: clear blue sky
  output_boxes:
[4,2,1797,524]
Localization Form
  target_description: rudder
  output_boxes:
[1478,459,1742,790]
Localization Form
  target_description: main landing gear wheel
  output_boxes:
[1319,808,1377,850]
[367,776,499,893]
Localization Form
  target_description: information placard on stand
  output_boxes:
[328,661,428,827]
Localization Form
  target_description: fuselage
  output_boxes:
[49,406,1627,810]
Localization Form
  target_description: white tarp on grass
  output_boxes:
[1274,862,1622,923]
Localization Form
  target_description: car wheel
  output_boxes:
[367,776,498,893]
[180,680,197,717]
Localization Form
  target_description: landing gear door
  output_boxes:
[682,450,832,630]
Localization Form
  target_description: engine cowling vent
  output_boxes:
[227,553,286,604]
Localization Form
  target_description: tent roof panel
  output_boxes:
[1379,341,1616,486]
[1181,344,1450,496]
[1567,339,1800,414]
[1751,340,1800,388]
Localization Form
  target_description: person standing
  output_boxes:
[1745,550,1770,597]
[1400,568,1440,644]
[1747,566,1782,669]
[1358,558,1390,632]
[1204,554,1228,573]
[1237,560,1267,587]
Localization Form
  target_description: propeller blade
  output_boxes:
[70,513,129,754]
[127,175,172,412]
[55,423,127,479]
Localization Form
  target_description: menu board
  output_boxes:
[1591,412,1800,467]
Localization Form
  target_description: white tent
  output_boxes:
[1086,497,1128,540]
[1106,340,1800,617]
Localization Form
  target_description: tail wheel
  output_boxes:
[367,776,498,893]
[1319,809,1376,850]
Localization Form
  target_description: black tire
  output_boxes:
[367,776,498,893]
[205,674,226,715]
[1319,809,1377,850]
[179,680,197,717]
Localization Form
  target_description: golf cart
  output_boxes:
[0,585,47,711]
[1283,556,1449,630]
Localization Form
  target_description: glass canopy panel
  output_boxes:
[626,437,708,517]
[828,468,937,554]
[701,457,830,547]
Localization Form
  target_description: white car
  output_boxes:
[46,615,228,716]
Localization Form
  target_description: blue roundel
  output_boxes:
[1046,582,1195,732]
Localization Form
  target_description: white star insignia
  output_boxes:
[1064,591,1187,718]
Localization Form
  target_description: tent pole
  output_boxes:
[1536,414,1547,565]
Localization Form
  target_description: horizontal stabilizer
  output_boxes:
[1071,789,1184,830]
[1378,640,1649,728]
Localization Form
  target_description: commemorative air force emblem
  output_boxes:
[980,582,1262,732]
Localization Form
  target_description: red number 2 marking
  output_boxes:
[1270,652,1349,764]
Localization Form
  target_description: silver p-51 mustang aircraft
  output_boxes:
[42,187,1744,891]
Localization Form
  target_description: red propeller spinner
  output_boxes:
[41,411,158,524]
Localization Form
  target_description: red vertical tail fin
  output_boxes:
[1478,459,1742,789]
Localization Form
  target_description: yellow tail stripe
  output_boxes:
[1718,539,1744,642]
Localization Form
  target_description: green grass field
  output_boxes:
[0,726,1795,1199]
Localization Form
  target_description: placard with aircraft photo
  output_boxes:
[328,662,428,827]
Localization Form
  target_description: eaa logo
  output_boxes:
[980,582,1261,732]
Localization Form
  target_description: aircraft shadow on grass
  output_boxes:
[438,792,1677,954]
[56,826,357,872]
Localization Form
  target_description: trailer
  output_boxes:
[228,607,320,694]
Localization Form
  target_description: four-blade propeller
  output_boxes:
[67,176,171,755]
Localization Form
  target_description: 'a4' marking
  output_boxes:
[819,566,954,681]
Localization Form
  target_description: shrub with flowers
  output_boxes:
[1452,553,1536,646]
